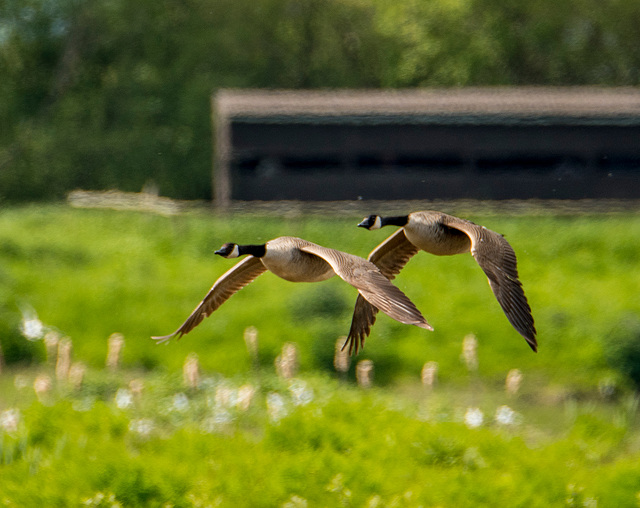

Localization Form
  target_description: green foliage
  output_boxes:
[604,314,640,390]
[2,0,640,201]
[0,322,42,366]
[0,204,639,393]
[1,368,640,506]
[0,200,638,506]
[288,284,349,323]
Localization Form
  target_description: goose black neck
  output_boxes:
[238,244,267,257]
[382,215,409,227]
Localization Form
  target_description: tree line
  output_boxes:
[1,0,639,202]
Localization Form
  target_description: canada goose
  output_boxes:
[152,236,432,343]
[346,211,537,354]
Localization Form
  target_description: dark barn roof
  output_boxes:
[214,88,640,125]
[211,88,640,205]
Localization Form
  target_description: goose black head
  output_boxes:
[358,214,382,230]
[215,242,240,258]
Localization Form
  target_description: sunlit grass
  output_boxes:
[1,203,640,505]
[1,364,640,507]
[1,204,638,383]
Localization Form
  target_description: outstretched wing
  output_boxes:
[344,294,376,355]
[367,228,421,280]
[345,229,421,354]
[300,242,431,355]
[441,215,537,352]
[152,256,267,343]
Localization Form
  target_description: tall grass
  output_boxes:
[1,204,638,387]
[1,368,640,507]
[1,203,639,506]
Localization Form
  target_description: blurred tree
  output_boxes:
[1,0,639,202]
[372,0,640,86]
[1,0,389,201]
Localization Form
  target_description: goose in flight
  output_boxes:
[153,236,432,343]
[346,211,536,354]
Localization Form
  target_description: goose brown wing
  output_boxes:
[344,229,421,354]
[152,256,267,343]
[300,243,432,354]
[367,228,420,279]
[344,294,377,355]
[442,216,537,352]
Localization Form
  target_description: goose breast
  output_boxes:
[261,238,335,283]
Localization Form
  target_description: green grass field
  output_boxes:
[1,203,639,506]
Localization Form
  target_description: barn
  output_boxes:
[211,88,640,207]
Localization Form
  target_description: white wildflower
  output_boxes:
[82,491,122,507]
[20,314,44,341]
[114,388,133,409]
[266,392,287,422]
[289,379,313,406]
[495,405,520,426]
[201,408,233,432]
[213,408,232,425]
[129,418,154,437]
[282,495,308,508]
[0,408,20,434]
[172,392,190,412]
[464,407,484,428]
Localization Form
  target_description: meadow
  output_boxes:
[1,202,639,507]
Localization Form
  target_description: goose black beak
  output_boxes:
[357,219,369,228]
[214,248,225,255]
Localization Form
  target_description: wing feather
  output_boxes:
[441,216,537,351]
[344,230,421,354]
[300,243,431,356]
[152,256,267,343]
[367,229,420,279]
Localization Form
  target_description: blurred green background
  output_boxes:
[2,0,640,505]
[2,0,640,201]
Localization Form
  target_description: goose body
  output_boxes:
[347,211,537,354]
[401,213,471,256]
[257,237,335,283]
[152,236,432,343]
